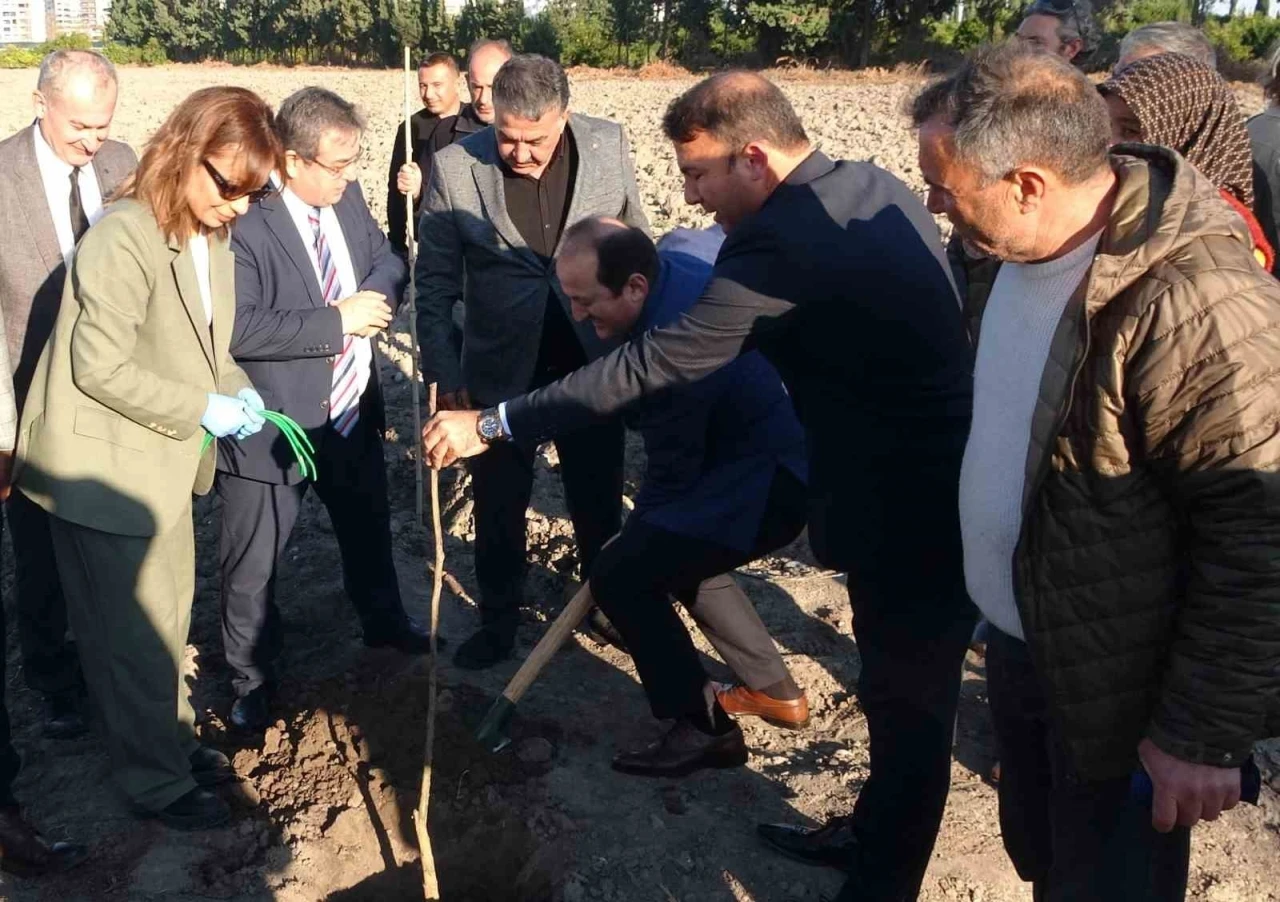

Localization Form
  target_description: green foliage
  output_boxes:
[0,46,43,69]
[101,39,171,65]
[928,15,993,52]
[1205,12,1280,62]
[99,0,1277,72]
[0,31,168,69]
[522,11,565,59]
[455,0,524,53]
[419,0,455,54]
[1104,0,1190,33]
[746,1,830,61]
[540,0,616,66]
[42,32,95,51]
[372,0,424,65]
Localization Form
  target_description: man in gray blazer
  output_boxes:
[415,54,649,669]
[0,49,136,738]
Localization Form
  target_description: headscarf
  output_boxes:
[1100,52,1255,205]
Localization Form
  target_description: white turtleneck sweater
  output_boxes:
[958,232,1102,640]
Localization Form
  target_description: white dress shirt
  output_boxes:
[187,233,214,326]
[32,121,104,265]
[279,185,372,399]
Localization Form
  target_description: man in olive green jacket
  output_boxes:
[913,44,1280,902]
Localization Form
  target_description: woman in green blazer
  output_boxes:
[16,86,282,830]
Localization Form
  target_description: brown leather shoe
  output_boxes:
[0,806,88,877]
[612,719,748,778]
[714,683,810,730]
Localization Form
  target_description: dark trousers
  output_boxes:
[987,629,1190,902]
[4,489,80,695]
[467,419,623,631]
[467,299,624,631]
[0,514,19,807]
[217,421,408,696]
[838,569,976,902]
[588,468,807,721]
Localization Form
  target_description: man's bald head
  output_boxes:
[663,72,809,151]
[467,39,514,124]
[557,216,657,339]
[561,215,628,257]
[33,49,119,167]
[37,49,116,99]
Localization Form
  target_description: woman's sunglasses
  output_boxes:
[203,160,274,203]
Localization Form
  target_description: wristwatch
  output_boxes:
[476,407,510,443]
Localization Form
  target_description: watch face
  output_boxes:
[479,414,501,440]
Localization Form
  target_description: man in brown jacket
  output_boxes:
[913,43,1280,900]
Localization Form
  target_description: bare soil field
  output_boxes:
[0,65,1277,902]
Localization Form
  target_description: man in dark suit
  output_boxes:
[0,49,136,739]
[555,216,810,774]
[415,54,649,670]
[218,87,430,734]
[386,51,487,255]
[423,73,977,902]
[0,283,86,876]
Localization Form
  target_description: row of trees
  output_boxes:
[87,0,1280,70]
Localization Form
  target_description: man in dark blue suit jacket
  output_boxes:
[423,74,976,902]
[553,216,810,774]
[216,88,431,734]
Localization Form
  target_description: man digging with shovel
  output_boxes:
[477,214,812,775]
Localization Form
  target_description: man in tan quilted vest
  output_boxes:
[912,43,1280,902]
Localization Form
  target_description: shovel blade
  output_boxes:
[475,695,516,753]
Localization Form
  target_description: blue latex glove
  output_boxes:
[201,393,256,439]
[235,387,266,439]
[238,386,265,414]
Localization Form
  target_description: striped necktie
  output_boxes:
[308,208,361,437]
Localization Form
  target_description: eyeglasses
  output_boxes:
[301,150,363,179]
[202,160,273,202]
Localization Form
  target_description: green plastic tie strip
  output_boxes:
[200,410,317,481]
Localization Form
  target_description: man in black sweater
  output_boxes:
[386,51,485,255]
[422,73,976,902]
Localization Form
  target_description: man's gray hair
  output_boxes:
[910,42,1111,186]
[1118,21,1216,70]
[276,87,365,160]
[37,49,117,98]
[1025,0,1099,60]
[491,54,570,120]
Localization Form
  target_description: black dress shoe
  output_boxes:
[189,745,235,787]
[452,626,515,670]
[0,806,88,877]
[152,788,230,831]
[43,692,88,740]
[364,617,442,654]
[584,607,629,653]
[229,688,271,735]
[757,815,859,872]
[612,719,747,778]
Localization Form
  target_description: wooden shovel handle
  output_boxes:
[501,583,595,704]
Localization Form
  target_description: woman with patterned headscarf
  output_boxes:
[1100,52,1274,270]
